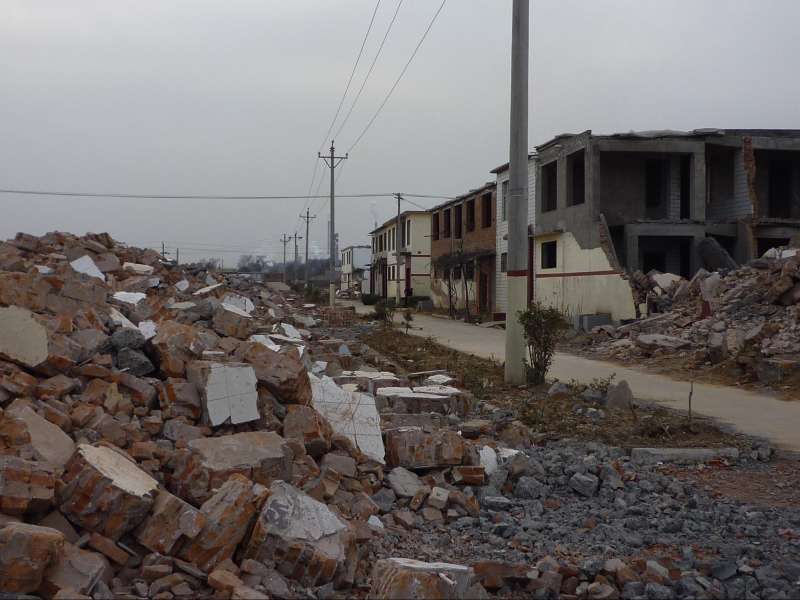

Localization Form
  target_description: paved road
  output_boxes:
[343,301,800,452]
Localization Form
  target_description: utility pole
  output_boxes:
[300,209,316,287]
[292,231,303,281]
[175,248,179,265]
[394,193,403,306]
[319,141,348,307]
[280,234,290,283]
[505,0,530,384]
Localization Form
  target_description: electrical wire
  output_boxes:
[0,189,411,200]
[301,0,382,220]
[346,0,446,154]
[334,0,403,141]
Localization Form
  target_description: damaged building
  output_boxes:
[531,129,800,323]
[429,183,497,316]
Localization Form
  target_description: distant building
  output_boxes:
[340,245,371,294]
[429,182,497,316]
[370,211,432,302]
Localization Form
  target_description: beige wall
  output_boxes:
[534,231,636,323]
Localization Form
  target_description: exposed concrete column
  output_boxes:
[691,150,706,222]
[625,231,639,272]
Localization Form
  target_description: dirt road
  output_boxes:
[344,301,800,452]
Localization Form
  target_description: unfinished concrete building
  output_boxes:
[532,129,800,323]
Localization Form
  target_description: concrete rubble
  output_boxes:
[0,230,798,599]
[587,248,800,384]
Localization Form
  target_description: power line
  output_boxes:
[346,0,447,154]
[0,188,420,200]
[334,0,404,141]
[301,0,382,221]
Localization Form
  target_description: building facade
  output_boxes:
[429,183,497,316]
[493,155,537,320]
[370,211,432,302]
[530,128,800,324]
[340,245,371,294]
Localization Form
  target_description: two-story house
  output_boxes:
[369,211,432,302]
[429,182,497,316]
[530,128,800,324]
[340,245,371,294]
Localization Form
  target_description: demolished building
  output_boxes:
[529,128,800,323]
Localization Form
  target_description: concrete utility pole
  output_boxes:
[292,232,303,272]
[280,234,290,283]
[505,0,530,384]
[319,141,348,307]
[300,209,316,287]
[394,193,403,306]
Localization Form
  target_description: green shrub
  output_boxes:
[518,302,570,385]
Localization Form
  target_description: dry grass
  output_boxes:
[362,325,746,449]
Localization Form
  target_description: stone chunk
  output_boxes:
[0,456,56,515]
[244,481,355,588]
[87,532,130,566]
[310,374,385,463]
[606,380,633,410]
[41,543,110,599]
[212,303,254,339]
[0,522,64,593]
[283,404,333,458]
[427,487,449,510]
[385,427,465,469]
[569,472,599,497]
[0,306,79,374]
[631,447,739,465]
[58,444,158,540]
[135,490,207,555]
[7,405,76,468]
[387,467,425,498]
[234,342,311,405]
[187,361,259,427]
[170,431,292,506]
[160,378,203,420]
[70,255,105,281]
[179,474,260,573]
[634,334,691,352]
[369,557,474,599]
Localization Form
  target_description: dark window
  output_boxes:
[432,212,440,240]
[645,159,667,217]
[443,209,451,238]
[567,150,585,206]
[465,261,475,280]
[400,220,405,247]
[452,266,461,280]
[466,199,475,232]
[481,193,492,227]
[680,155,691,219]
[500,252,507,273]
[542,161,557,212]
[642,251,666,274]
[769,160,792,218]
[454,205,463,239]
[541,241,557,269]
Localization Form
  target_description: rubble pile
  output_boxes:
[589,250,800,384]
[0,231,798,600]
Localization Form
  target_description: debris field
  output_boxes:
[0,231,798,600]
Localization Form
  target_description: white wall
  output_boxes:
[534,231,637,323]
[495,157,537,315]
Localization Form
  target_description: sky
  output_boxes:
[1,0,799,266]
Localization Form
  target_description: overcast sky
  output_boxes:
[2,0,799,265]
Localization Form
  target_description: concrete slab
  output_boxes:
[187,361,260,426]
[310,374,385,463]
[69,255,104,281]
